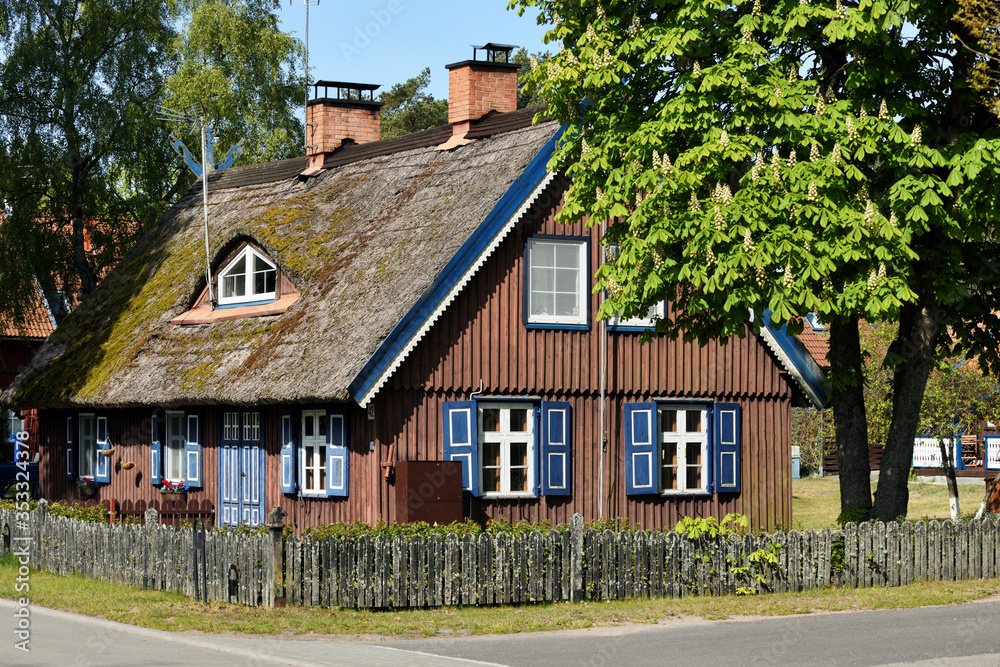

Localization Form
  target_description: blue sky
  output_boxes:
[275,0,552,102]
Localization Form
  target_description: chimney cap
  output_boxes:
[471,43,518,63]
[310,81,382,103]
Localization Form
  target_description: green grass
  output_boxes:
[792,475,990,530]
[1,557,998,637]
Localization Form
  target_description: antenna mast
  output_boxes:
[291,0,320,153]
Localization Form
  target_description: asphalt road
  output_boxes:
[3,596,1000,666]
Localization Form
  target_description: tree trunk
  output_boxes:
[872,300,941,522]
[974,474,1000,520]
[938,436,961,520]
[829,317,871,516]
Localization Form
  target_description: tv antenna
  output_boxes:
[291,0,320,153]
[155,103,244,310]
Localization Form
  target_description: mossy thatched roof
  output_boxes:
[5,113,560,409]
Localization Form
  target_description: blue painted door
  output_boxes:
[218,410,265,527]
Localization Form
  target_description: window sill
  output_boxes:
[482,493,538,500]
[661,490,711,497]
[171,293,299,325]
[525,322,589,331]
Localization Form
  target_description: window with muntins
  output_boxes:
[78,413,95,479]
[479,403,534,497]
[164,411,186,482]
[219,246,276,306]
[624,401,741,495]
[659,405,708,494]
[442,400,571,498]
[526,238,587,327]
[301,410,327,494]
[609,302,665,331]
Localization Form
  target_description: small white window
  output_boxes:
[479,403,535,497]
[527,238,587,326]
[301,410,327,494]
[610,302,664,330]
[78,414,95,479]
[164,411,185,482]
[219,246,277,306]
[659,405,708,494]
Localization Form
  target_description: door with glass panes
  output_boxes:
[218,410,265,526]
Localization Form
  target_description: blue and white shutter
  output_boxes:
[66,416,76,480]
[624,403,658,494]
[280,413,297,494]
[712,403,742,493]
[442,401,478,496]
[540,402,571,496]
[94,415,111,483]
[184,412,203,488]
[150,414,162,485]
[325,412,349,497]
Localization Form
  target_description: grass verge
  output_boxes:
[792,476,989,530]
[2,556,998,637]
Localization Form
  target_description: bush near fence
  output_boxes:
[2,504,999,609]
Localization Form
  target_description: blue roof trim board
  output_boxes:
[349,127,565,406]
[759,309,829,408]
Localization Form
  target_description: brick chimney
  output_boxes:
[306,81,382,169]
[442,44,519,146]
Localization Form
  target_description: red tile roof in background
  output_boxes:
[797,322,830,369]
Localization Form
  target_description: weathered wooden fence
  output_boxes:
[1,504,271,606]
[2,506,999,609]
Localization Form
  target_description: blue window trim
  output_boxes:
[215,298,276,310]
[522,234,591,331]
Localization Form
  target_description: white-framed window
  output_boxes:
[164,411,186,482]
[7,410,23,441]
[219,246,277,306]
[659,404,708,494]
[78,413,95,479]
[609,302,665,330]
[301,410,327,494]
[526,237,588,327]
[479,403,535,497]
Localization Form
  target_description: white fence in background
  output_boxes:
[912,437,959,468]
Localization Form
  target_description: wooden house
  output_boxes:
[2,46,826,531]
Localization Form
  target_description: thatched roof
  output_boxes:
[5,110,561,409]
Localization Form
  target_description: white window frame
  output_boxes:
[478,402,535,498]
[164,411,186,482]
[658,404,709,495]
[609,302,665,330]
[301,409,327,495]
[218,246,277,306]
[78,413,95,480]
[526,238,588,326]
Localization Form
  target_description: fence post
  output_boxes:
[143,508,158,590]
[570,513,584,603]
[267,506,288,608]
[35,499,48,569]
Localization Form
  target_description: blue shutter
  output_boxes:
[326,412,349,497]
[150,414,162,486]
[713,403,742,493]
[442,401,478,496]
[184,413,203,488]
[624,403,658,494]
[540,402,571,496]
[94,416,111,484]
[66,416,76,480]
[280,413,297,494]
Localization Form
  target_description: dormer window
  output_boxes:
[219,247,276,306]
